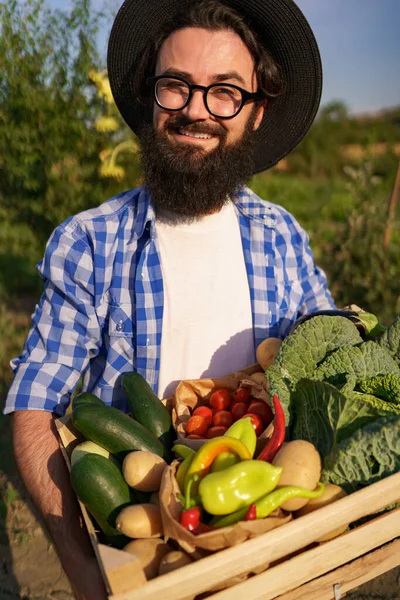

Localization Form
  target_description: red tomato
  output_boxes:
[244,412,264,436]
[192,405,213,426]
[212,410,233,429]
[186,434,205,439]
[248,400,274,426]
[209,388,231,411]
[231,402,248,421]
[232,387,251,404]
[206,425,228,438]
[185,415,209,437]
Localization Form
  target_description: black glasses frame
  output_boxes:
[146,75,263,119]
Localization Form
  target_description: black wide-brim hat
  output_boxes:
[107,0,322,174]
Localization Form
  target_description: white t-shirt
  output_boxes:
[155,202,255,399]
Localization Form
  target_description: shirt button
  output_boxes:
[116,320,124,332]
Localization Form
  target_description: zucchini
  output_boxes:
[70,453,133,548]
[121,372,175,451]
[70,440,120,469]
[72,403,172,462]
[72,391,104,411]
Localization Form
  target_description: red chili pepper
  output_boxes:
[179,505,202,532]
[244,503,257,521]
[178,474,214,535]
[257,395,285,462]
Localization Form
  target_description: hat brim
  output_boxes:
[107,0,322,174]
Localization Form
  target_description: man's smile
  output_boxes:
[178,128,214,140]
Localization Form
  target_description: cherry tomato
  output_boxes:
[192,405,213,426]
[185,415,209,437]
[231,402,248,421]
[209,388,231,411]
[186,434,205,439]
[212,410,233,429]
[232,387,251,404]
[248,400,274,426]
[244,412,264,436]
[206,425,228,438]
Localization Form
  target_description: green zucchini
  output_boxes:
[72,403,172,462]
[70,440,120,469]
[121,372,175,451]
[70,453,132,548]
[72,391,104,411]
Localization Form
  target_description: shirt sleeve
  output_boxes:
[4,224,102,416]
[296,223,336,315]
[274,209,337,340]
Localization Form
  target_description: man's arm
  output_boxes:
[12,410,107,600]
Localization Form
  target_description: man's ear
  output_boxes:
[253,101,267,131]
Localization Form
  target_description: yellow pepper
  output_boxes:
[185,437,251,494]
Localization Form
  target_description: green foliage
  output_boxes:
[317,162,400,325]
[0,0,139,300]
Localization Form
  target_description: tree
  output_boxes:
[0,0,135,298]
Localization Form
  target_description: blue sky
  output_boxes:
[49,0,400,114]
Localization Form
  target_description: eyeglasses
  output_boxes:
[146,76,263,119]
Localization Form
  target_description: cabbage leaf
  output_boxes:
[265,316,363,422]
[311,341,400,388]
[322,415,400,493]
[378,314,400,363]
[290,379,400,491]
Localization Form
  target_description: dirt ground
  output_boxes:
[1,472,399,600]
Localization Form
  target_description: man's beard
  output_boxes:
[139,108,258,222]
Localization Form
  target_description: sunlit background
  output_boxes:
[48,0,400,114]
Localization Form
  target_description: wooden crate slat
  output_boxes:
[206,508,400,600]
[109,481,400,600]
[98,544,147,595]
[275,538,400,600]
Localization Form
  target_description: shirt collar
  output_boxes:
[133,184,277,237]
[132,186,156,242]
[232,185,277,227]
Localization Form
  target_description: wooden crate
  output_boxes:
[56,415,400,600]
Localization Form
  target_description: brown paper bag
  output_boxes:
[159,462,292,558]
[167,365,274,453]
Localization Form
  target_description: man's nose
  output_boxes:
[181,89,210,120]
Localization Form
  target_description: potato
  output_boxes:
[115,504,163,538]
[122,451,167,492]
[123,538,171,579]
[255,338,282,370]
[158,551,193,576]
[272,440,321,511]
[295,483,348,542]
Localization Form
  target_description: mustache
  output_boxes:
[163,114,226,137]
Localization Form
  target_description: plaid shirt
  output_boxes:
[5,185,335,416]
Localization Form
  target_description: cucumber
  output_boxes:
[72,391,104,411]
[72,403,172,462]
[70,440,120,469]
[121,372,175,451]
[70,453,133,548]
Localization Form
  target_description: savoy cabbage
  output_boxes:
[322,415,400,493]
[265,316,363,422]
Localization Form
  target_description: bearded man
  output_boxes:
[5,1,335,598]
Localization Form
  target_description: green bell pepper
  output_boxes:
[198,459,282,515]
[210,483,325,528]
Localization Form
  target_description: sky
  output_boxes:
[48,0,400,115]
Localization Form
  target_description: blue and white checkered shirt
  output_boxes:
[4,185,335,416]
